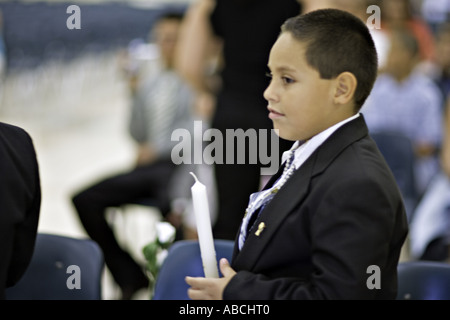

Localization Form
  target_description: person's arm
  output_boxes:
[175,0,221,93]
[175,0,223,120]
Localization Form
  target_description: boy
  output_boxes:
[186,9,408,300]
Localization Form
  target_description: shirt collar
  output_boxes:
[282,113,360,169]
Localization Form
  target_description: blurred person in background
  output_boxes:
[71,12,196,300]
[330,0,391,69]
[408,23,450,263]
[175,0,302,241]
[409,96,450,262]
[379,0,436,66]
[421,0,450,34]
[428,23,450,106]
[300,0,334,13]
[361,28,443,199]
[0,122,41,299]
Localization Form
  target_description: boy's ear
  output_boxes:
[333,72,357,106]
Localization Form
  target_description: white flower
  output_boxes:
[156,221,176,244]
[156,249,168,267]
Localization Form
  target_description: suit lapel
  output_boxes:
[232,156,315,270]
[231,116,369,270]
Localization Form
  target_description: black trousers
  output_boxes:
[72,159,176,292]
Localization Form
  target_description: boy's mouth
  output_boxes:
[268,107,285,119]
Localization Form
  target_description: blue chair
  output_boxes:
[152,239,235,300]
[5,233,104,300]
[397,261,450,300]
[371,131,418,221]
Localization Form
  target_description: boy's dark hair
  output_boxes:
[281,9,378,111]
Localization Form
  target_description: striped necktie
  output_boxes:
[238,149,297,250]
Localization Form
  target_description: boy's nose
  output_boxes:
[263,82,279,103]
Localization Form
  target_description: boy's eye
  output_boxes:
[265,72,294,85]
[282,77,295,85]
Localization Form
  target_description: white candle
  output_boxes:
[190,172,219,278]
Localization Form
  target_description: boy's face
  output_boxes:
[264,32,339,141]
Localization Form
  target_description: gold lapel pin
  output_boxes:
[255,222,266,236]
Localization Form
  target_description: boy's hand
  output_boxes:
[186,258,236,300]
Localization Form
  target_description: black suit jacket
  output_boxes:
[0,122,41,299]
[223,116,408,300]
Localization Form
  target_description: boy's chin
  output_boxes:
[272,124,299,141]
[276,131,297,142]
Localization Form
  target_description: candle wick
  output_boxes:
[190,172,199,183]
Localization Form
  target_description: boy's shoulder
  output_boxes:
[314,117,394,183]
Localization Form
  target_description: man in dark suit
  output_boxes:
[0,122,41,299]
[186,9,408,300]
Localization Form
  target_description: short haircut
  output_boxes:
[281,9,378,111]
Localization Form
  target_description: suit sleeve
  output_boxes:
[224,175,401,300]
[6,131,41,287]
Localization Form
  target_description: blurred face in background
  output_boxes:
[152,18,181,68]
[385,32,418,82]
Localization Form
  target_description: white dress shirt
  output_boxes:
[282,113,361,170]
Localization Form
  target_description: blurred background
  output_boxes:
[0,0,194,299]
[0,0,194,239]
[1,0,449,299]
